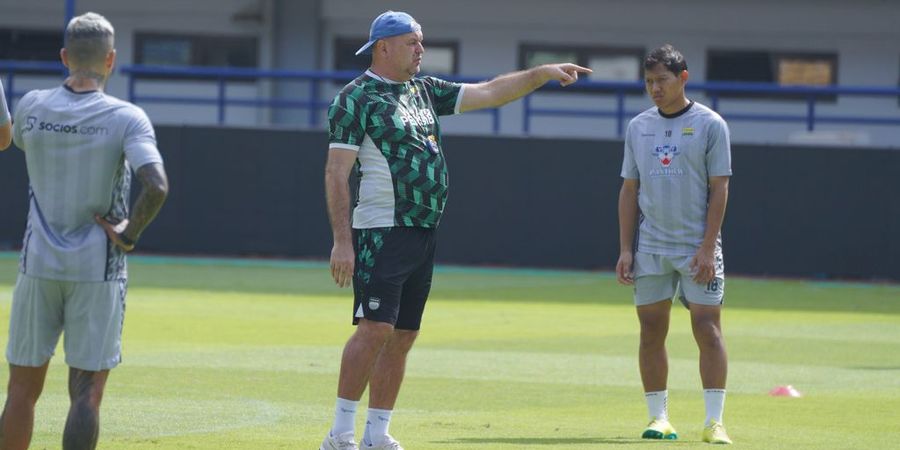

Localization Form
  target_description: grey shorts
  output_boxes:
[6,273,127,371]
[633,251,725,307]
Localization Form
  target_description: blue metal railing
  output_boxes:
[3,60,900,137]
[0,61,67,108]
[526,80,900,136]
[120,66,361,128]
[118,65,502,132]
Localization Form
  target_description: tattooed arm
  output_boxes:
[95,162,169,252]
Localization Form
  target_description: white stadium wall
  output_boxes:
[0,0,273,126]
[2,0,899,147]
[318,0,900,147]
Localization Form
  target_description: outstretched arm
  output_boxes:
[95,162,169,252]
[458,63,592,113]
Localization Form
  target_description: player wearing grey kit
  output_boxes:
[0,13,168,450]
[616,45,733,444]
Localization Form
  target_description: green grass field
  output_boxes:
[0,253,898,449]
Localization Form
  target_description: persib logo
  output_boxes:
[654,144,679,167]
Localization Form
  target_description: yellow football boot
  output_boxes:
[641,418,678,440]
[702,420,733,444]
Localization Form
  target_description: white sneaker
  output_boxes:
[362,434,404,450]
[320,431,359,450]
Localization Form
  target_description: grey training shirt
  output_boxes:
[12,86,163,281]
[621,101,732,256]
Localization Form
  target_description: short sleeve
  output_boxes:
[12,90,36,151]
[620,120,640,179]
[328,91,366,151]
[0,80,10,126]
[706,116,732,177]
[123,107,163,170]
[423,76,463,116]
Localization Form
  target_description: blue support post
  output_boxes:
[523,95,531,134]
[492,108,500,134]
[309,79,320,128]
[63,0,76,78]
[806,95,816,131]
[217,78,226,124]
[616,90,626,138]
[5,73,13,106]
[65,0,76,27]
[127,75,136,103]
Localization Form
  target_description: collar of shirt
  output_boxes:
[365,69,403,84]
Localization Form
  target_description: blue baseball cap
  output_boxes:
[355,11,421,56]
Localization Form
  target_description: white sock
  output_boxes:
[645,390,668,421]
[362,408,393,446]
[704,389,726,425]
[331,397,359,437]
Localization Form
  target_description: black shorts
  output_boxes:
[352,227,437,330]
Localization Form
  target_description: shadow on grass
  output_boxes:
[1,254,897,315]
[850,366,900,371]
[433,436,655,446]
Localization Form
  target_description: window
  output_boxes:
[519,44,644,82]
[333,37,459,75]
[778,57,833,86]
[139,37,192,67]
[420,44,457,75]
[0,28,62,62]
[134,33,258,68]
[707,49,838,100]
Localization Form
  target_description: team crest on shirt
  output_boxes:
[425,134,440,154]
[654,145,680,167]
[649,145,684,177]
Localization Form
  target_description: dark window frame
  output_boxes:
[0,28,64,75]
[133,32,259,81]
[706,49,839,102]
[333,36,460,76]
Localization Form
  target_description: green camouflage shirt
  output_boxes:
[328,71,463,228]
